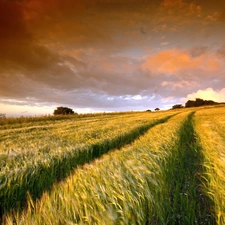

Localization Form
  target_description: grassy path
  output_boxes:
[164,112,215,224]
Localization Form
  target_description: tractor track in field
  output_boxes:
[165,112,215,225]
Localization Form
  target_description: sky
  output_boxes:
[0,0,225,117]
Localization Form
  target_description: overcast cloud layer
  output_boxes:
[1,0,225,116]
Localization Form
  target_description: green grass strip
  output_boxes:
[163,112,215,224]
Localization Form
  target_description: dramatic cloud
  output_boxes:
[0,0,225,116]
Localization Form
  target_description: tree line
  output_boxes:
[172,98,221,109]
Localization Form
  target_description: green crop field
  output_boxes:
[0,107,225,224]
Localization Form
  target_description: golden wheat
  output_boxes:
[195,106,225,225]
[3,111,191,224]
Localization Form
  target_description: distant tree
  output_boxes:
[146,109,152,112]
[172,104,183,109]
[195,98,205,107]
[53,107,75,115]
[0,113,6,119]
[185,100,195,107]
[155,108,160,111]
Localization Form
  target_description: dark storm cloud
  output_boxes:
[0,0,89,99]
[0,1,30,40]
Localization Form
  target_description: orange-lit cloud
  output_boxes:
[160,0,202,17]
[142,48,221,75]
[152,0,203,33]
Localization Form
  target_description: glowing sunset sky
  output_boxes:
[1,0,225,116]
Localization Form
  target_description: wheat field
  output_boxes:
[1,106,225,224]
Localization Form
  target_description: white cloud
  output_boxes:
[184,87,225,103]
